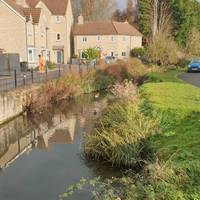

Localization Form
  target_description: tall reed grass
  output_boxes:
[83,101,158,167]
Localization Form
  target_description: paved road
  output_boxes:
[178,72,200,87]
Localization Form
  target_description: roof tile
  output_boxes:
[74,21,142,36]
[26,0,68,15]
[22,7,41,24]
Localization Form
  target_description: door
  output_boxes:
[57,50,63,64]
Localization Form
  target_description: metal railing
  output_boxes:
[0,63,97,92]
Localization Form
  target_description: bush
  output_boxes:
[145,33,179,66]
[93,72,114,91]
[130,48,145,58]
[83,101,158,167]
[99,59,150,84]
[82,47,99,60]
[47,61,57,70]
[186,28,200,57]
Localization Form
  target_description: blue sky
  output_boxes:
[117,0,126,9]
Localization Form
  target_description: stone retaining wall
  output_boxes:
[0,86,39,125]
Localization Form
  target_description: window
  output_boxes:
[122,51,126,57]
[111,36,115,41]
[28,48,35,63]
[97,36,100,41]
[83,36,87,42]
[56,33,61,41]
[56,16,61,23]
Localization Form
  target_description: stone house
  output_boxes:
[0,0,74,68]
[0,0,28,62]
[73,15,143,60]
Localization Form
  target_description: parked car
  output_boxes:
[104,56,116,64]
[188,59,200,72]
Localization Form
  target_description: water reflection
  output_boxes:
[0,94,123,200]
[0,94,108,169]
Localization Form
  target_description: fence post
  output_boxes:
[31,68,34,83]
[58,64,61,77]
[69,63,72,72]
[23,74,26,86]
[14,69,17,88]
[46,66,48,78]
[78,63,81,74]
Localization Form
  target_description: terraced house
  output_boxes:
[74,15,143,60]
[0,0,73,68]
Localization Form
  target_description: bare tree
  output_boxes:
[144,0,173,38]
[80,0,116,21]
[127,0,135,24]
[71,0,81,22]
[112,9,127,22]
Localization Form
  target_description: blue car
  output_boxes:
[188,59,200,72]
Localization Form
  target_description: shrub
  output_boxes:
[93,72,114,91]
[99,59,149,84]
[83,101,158,167]
[145,33,179,66]
[186,28,200,57]
[82,47,99,60]
[47,61,57,70]
[130,48,145,58]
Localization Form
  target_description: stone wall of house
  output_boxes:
[0,1,27,62]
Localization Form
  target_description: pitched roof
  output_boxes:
[22,7,41,24]
[113,22,142,36]
[74,21,143,36]
[2,0,41,23]
[2,0,26,19]
[26,0,68,15]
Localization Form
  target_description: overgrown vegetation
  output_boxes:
[27,59,151,114]
[61,70,200,199]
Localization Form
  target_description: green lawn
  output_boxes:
[147,70,183,83]
[142,72,200,199]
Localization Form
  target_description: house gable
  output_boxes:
[1,0,26,21]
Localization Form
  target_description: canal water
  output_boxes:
[0,94,120,200]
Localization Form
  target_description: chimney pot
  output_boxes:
[78,14,84,25]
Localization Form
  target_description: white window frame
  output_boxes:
[122,51,126,57]
[28,48,36,63]
[111,36,115,41]
[55,16,61,23]
[82,36,87,42]
[56,33,61,41]
[97,35,100,41]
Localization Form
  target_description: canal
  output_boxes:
[0,94,120,200]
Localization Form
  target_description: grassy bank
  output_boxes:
[141,79,200,199]
[62,70,200,200]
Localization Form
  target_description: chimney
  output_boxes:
[14,0,28,7]
[124,20,129,24]
[78,14,84,25]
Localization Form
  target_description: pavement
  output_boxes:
[178,72,200,87]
